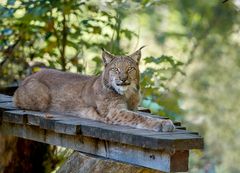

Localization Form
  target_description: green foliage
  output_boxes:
[0,0,138,83]
[141,55,185,120]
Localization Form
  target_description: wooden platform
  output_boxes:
[0,94,203,172]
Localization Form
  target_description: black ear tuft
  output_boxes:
[130,46,146,64]
[139,45,147,51]
[102,48,115,66]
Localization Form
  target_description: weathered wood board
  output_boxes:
[1,109,202,150]
[0,94,12,103]
[0,94,204,172]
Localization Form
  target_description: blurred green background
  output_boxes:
[0,0,240,172]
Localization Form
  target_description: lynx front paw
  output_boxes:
[152,119,175,132]
[161,119,175,132]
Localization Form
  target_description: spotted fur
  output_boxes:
[13,48,175,132]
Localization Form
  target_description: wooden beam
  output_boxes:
[0,122,188,172]
[1,109,203,150]
[0,94,12,103]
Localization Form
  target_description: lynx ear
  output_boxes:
[102,48,115,66]
[130,46,146,64]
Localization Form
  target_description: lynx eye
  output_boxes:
[128,67,135,72]
[111,67,119,72]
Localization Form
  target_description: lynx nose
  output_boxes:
[120,74,128,82]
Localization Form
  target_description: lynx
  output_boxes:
[13,48,175,132]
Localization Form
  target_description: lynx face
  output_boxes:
[108,57,139,95]
[102,49,143,95]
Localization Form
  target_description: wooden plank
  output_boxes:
[0,109,44,126]
[0,101,17,120]
[55,119,202,150]
[2,110,27,124]
[0,122,189,172]
[55,119,194,136]
[173,121,181,126]
[0,94,12,103]
[26,111,46,126]
[39,116,80,131]
[16,110,78,127]
[55,118,196,136]
[137,107,151,113]
[0,109,203,150]
[0,102,17,111]
[55,119,82,135]
[175,126,186,130]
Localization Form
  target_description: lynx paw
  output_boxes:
[161,119,175,132]
[153,119,175,132]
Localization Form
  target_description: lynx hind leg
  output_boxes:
[13,79,50,111]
